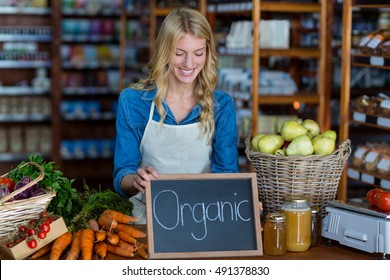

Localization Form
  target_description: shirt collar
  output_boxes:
[140,88,221,108]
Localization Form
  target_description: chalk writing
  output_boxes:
[153,189,251,241]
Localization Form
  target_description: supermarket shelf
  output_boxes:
[352,111,390,131]
[0,86,49,96]
[347,166,390,190]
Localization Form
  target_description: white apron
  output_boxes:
[129,101,212,224]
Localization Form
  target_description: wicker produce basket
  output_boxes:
[0,162,56,237]
[245,138,352,218]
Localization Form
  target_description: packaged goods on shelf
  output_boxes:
[60,138,115,160]
[260,20,290,49]
[225,19,290,50]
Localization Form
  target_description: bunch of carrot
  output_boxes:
[32,209,148,260]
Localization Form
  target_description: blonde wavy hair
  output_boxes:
[132,7,218,142]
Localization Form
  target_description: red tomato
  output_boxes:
[375,191,390,211]
[0,177,15,193]
[366,188,384,205]
[18,225,28,234]
[26,239,38,249]
[37,231,46,239]
[39,211,48,219]
[27,228,36,236]
[40,223,50,233]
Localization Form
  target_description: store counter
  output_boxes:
[0,225,385,260]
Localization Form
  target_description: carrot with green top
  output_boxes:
[116,223,146,238]
[94,241,107,259]
[66,229,82,260]
[50,232,72,260]
[80,228,95,260]
[107,244,134,258]
[102,209,139,223]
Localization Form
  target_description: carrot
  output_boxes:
[80,228,95,260]
[102,209,139,224]
[50,232,73,260]
[116,223,146,238]
[98,214,117,231]
[140,241,148,251]
[31,242,53,259]
[88,219,99,231]
[117,230,136,245]
[94,241,107,259]
[118,240,134,252]
[135,241,148,260]
[107,244,134,258]
[66,229,82,260]
[107,232,120,245]
[95,230,107,242]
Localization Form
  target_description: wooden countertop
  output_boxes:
[1,225,385,260]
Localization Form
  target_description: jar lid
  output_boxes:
[266,212,286,222]
[311,207,320,214]
[283,194,309,203]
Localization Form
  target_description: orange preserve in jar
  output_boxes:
[263,212,286,256]
[281,195,311,252]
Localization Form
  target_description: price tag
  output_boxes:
[353,147,368,159]
[377,157,390,172]
[361,173,374,184]
[381,179,390,190]
[347,168,360,180]
[370,56,385,66]
[353,112,366,122]
[377,117,390,128]
[364,151,379,163]
[380,99,390,110]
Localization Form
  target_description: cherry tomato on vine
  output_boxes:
[18,225,28,234]
[40,223,50,234]
[39,211,48,219]
[42,217,53,224]
[26,239,38,249]
[27,228,36,236]
[37,231,46,239]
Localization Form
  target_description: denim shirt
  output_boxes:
[113,87,239,197]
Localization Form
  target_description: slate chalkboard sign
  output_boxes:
[145,173,263,259]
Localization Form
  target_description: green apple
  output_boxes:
[286,134,314,156]
[257,135,284,154]
[280,120,308,142]
[302,119,320,139]
[251,133,266,151]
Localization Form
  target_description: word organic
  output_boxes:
[152,189,251,241]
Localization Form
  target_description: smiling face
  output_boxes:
[169,33,207,86]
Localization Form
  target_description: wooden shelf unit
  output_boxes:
[339,0,390,200]
[251,0,334,136]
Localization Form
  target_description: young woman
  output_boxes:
[113,7,239,223]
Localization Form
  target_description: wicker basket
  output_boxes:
[0,162,56,237]
[245,138,352,218]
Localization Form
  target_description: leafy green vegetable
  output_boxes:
[7,154,82,225]
[68,183,133,232]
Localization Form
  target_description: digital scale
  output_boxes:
[322,200,390,259]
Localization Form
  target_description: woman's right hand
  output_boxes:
[133,166,159,193]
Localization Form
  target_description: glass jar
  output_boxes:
[310,207,322,247]
[263,212,286,256]
[281,194,311,252]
